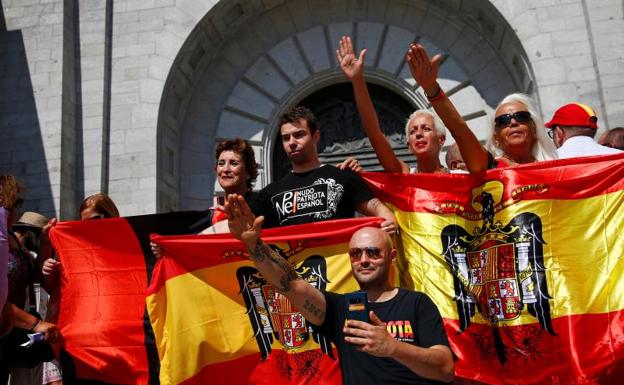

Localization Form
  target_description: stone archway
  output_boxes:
[156,0,536,211]
[271,82,417,180]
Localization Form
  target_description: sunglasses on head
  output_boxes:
[348,247,383,260]
[494,111,532,129]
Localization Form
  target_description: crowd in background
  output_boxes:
[1,36,623,385]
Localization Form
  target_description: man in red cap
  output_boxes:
[545,103,622,159]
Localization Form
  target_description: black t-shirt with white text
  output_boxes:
[314,288,451,385]
[249,165,374,228]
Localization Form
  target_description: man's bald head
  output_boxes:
[349,226,393,251]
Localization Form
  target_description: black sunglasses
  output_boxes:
[494,111,532,129]
[348,247,383,260]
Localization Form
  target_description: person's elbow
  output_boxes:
[439,358,455,383]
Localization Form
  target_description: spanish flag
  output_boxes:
[49,211,210,384]
[146,217,382,385]
[363,153,624,384]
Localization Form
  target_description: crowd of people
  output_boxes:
[1,36,622,385]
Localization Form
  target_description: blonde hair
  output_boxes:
[405,110,447,140]
[486,93,558,161]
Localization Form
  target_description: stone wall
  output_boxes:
[1,0,622,218]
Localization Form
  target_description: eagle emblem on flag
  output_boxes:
[236,244,334,360]
[440,181,556,363]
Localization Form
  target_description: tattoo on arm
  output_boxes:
[368,198,382,211]
[249,240,269,262]
[249,240,300,292]
[302,299,325,321]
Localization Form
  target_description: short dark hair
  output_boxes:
[215,138,259,190]
[279,106,319,134]
[604,127,624,150]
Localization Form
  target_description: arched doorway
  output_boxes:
[156,0,536,211]
[272,82,417,180]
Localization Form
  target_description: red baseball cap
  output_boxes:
[545,103,598,129]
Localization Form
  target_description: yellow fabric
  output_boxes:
[393,189,624,325]
[574,102,597,117]
[146,242,358,385]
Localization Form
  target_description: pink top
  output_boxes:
[0,208,8,311]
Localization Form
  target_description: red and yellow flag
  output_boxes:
[363,154,624,384]
[147,217,382,385]
[49,211,210,384]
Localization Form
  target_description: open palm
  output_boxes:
[225,194,263,247]
[336,36,366,80]
[406,43,441,91]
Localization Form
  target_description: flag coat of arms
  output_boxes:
[363,154,624,384]
[147,217,383,385]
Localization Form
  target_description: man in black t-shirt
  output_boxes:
[225,195,454,384]
[249,106,396,231]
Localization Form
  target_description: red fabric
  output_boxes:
[447,311,624,384]
[211,207,228,225]
[179,348,342,385]
[49,218,150,384]
[362,153,624,213]
[147,217,382,295]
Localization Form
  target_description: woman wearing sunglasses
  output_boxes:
[405,44,557,171]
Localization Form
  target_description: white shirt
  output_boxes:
[557,136,623,159]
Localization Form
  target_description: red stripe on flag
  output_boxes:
[178,348,342,385]
[147,217,382,295]
[363,154,624,213]
[445,309,624,384]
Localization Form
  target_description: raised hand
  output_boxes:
[336,36,367,80]
[406,43,442,95]
[225,194,264,249]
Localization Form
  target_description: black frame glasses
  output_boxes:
[348,247,383,260]
[547,129,555,139]
[494,111,532,129]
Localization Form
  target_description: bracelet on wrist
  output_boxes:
[425,83,445,102]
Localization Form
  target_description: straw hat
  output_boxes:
[13,211,49,231]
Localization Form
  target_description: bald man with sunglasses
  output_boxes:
[225,194,454,385]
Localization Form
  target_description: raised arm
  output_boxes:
[337,36,409,173]
[406,43,488,173]
[225,194,327,326]
[356,197,397,234]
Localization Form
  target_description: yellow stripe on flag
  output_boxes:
[393,189,624,325]
[147,242,359,385]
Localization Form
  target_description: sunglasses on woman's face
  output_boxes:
[494,111,532,129]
